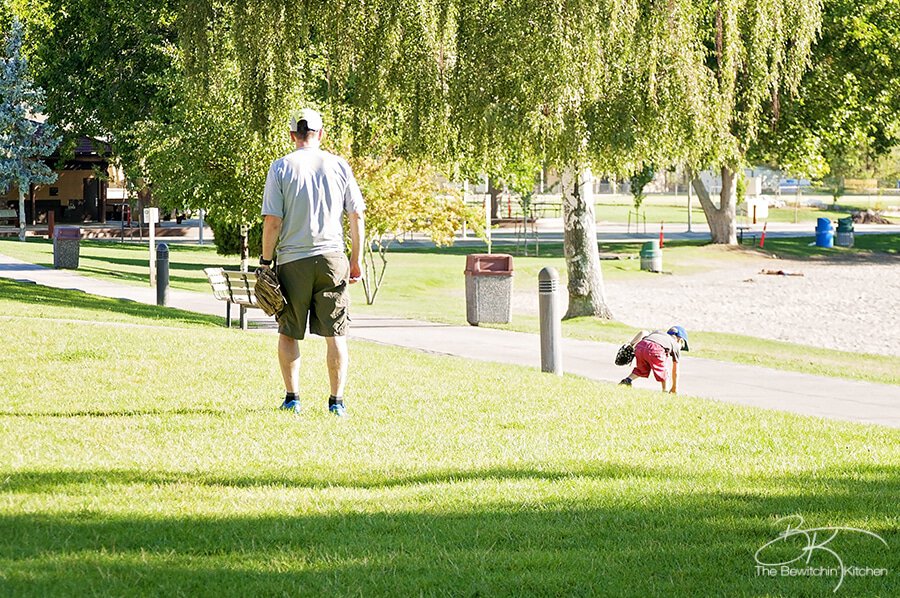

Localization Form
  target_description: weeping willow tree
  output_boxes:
[685,0,823,244]
[171,0,822,302]
[132,2,295,254]
[451,1,722,318]
[164,1,460,256]
[176,0,822,313]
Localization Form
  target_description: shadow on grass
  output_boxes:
[0,408,268,418]
[0,463,656,493]
[76,254,236,272]
[0,466,895,596]
[0,279,221,327]
[73,265,214,288]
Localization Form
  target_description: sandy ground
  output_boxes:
[514,255,900,356]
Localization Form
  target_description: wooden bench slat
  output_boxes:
[205,267,262,308]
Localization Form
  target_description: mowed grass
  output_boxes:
[0,281,897,596]
[2,236,898,384]
[349,240,899,385]
[0,238,236,294]
[588,194,898,225]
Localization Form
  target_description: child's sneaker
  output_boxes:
[619,378,632,386]
[328,403,347,417]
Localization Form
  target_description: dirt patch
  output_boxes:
[514,254,900,356]
[605,257,900,356]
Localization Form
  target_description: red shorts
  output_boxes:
[630,339,669,382]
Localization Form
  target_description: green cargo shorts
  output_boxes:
[276,252,350,339]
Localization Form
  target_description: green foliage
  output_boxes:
[629,164,655,212]
[32,0,179,174]
[22,1,828,251]
[753,0,900,184]
[351,155,483,304]
[735,170,747,206]
[0,16,59,241]
[140,3,291,255]
[204,217,262,257]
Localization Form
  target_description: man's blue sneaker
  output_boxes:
[328,403,347,417]
[279,398,301,414]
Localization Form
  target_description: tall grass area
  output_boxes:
[0,281,897,596]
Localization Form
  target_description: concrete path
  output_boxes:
[2,253,898,428]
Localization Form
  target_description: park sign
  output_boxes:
[143,207,159,224]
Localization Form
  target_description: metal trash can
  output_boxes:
[465,253,513,325]
[53,226,81,269]
[640,240,662,272]
[836,216,854,247]
[815,217,834,248]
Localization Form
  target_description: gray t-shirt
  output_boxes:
[643,331,682,362]
[261,147,365,264]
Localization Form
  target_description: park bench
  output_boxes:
[0,209,18,226]
[532,201,562,218]
[203,267,267,330]
[737,225,758,245]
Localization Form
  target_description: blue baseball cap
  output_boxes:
[667,325,689,351]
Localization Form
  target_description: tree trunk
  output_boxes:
[488,178,502,221]
[29,183,36,226]
[561,166,613,319]
[692,166,737,245]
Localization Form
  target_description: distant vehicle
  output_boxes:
[778,178,812,192]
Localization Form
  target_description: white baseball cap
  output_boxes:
[290,108,323,132]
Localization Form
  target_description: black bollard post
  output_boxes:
[538,267,562,375]
[156,243,169,306]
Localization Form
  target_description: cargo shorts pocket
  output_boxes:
[311,279,349,337]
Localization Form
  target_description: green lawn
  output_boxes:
[0,281,897,596]
[756,233,899,258]
[0,238,235,294]
[350,239,900,385]
[2,236,898,384]
[588,194,898,225]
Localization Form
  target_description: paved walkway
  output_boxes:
[1,253,897,428]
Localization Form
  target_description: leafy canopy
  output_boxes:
[0,16,59,192]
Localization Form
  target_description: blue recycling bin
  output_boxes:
[815,218,834,248]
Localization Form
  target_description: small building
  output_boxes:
[2,135,112,225]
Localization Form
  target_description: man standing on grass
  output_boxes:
[260,108,365,417]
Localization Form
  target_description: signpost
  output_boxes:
[484,175,492,254]
[144,207,159,286]
[687,179,693,233]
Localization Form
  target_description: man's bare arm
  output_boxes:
[348,212,365,283]
[262,215,282,264]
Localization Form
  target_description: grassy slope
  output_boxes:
[0,281,897,596]
[0,238,235,294]
[2,237,898,384]
[353,240,900,385]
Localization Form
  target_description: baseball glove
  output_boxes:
[254,267,286,319]
[614,343,635,366]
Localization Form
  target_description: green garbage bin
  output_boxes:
[640,241,662,273]
[836,217,854,247]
